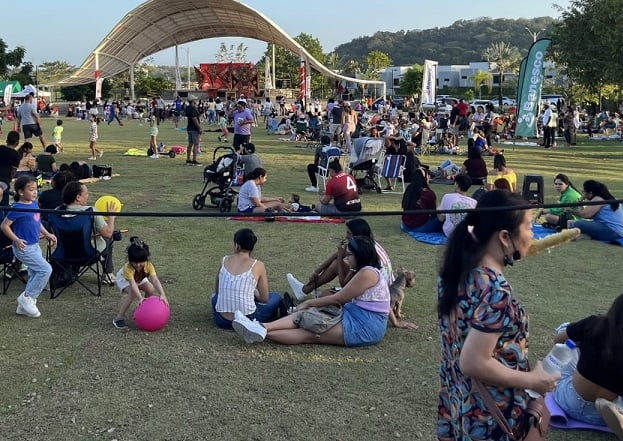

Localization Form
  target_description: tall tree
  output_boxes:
[469,70,494,99]
[364,50,392,80]
[214,43,248,63]
[0,39,26,79]
[552,0,623,94]
[395,65,423,98]
[482,42,521,106]
[38,61,75,84]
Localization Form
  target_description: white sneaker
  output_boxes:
[596,398,623,440]
[16,293,41,318]
[305,186,318,192]
[286,273,306,300]
[87,156,97,160]
[99,151,104,158]
[232,311,266,344]
[150,154,160,159]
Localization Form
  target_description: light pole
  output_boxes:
[525,27,545,42]
[182,47,191,89]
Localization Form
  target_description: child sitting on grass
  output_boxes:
[113,236,168,330]
[288,193,315,213]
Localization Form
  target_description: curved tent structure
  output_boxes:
[56,0,384,97]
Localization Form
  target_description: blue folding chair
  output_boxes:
[47,208,103,299]
[377,154,406,193]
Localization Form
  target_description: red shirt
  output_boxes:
[457,101,468,116]
[402,188,437,228]
[325,172,361,211]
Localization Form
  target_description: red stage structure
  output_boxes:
[194,62,259,98]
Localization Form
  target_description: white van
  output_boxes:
[541,94,565,108]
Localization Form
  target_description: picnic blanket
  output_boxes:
[545,393,612,433]
[229,215,345,224]
[401,223,559,246]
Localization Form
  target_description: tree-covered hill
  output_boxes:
[333,17,555,65]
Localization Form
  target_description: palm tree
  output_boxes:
[469,70,493,99]
[483,42,521,106]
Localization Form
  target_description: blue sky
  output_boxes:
[4,0,570,67]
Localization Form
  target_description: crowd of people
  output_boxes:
[2,92,623,439]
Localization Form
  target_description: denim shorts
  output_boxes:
[341,302,388,347]
[554,374,605,425]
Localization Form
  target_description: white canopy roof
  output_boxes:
[56,0,384,94]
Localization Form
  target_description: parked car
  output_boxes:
[436,97,459,113]
[470,99,495,109]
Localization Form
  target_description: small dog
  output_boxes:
[389,269,416,319]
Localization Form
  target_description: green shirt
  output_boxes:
[549,186,582,216]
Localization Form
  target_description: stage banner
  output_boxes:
[515,57,527,112]
[420,60,438,107]
[300,59,306,101]
[516,38,551,138]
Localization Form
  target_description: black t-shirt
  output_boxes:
[0,145,21,184]
[331,106,343,123]
[186,104,201,132]
[567,315,623,395]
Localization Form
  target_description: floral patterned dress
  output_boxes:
[437,266,530,440]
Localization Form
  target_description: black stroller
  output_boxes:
[349,137,385,194]
[192,146,241,212]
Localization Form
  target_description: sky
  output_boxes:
[3,0,571,68]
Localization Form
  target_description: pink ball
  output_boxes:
[133,297,170,331]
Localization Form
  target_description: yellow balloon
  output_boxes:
[94,196,123,220]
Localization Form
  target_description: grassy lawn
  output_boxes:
[0,115,622,440]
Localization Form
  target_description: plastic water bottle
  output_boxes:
[526,339,576,397]
[542,339,577,374]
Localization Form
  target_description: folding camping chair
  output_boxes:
[316,145,343,190]
[47,208,104,299]
[0,229,27,295]
[377,154,406,193]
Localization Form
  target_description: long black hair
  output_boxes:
[348,236,381,271]
[438,190,527,316]
[402,168,428,211]
[583,180,620,211]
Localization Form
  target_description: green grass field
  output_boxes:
[0,115,622,440]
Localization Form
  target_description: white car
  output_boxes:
[470,99,494,110]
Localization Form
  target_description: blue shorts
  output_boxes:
[341,302,388,347]
[211,292,282,330]
[187,130,200,146]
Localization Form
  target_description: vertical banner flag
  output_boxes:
[4,84,13,104]
[516,38,551,138]
[264,56,273,91]
[515,57,527,111]
[95,69,102,100]
[299,58,306,102]
[420,60,438,108]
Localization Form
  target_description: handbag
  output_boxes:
[294,305,343,334]
[473,380,550,441]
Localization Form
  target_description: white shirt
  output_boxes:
[439,192,477,237]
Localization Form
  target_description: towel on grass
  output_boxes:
[545,393,612,433]
[402,223,560,245]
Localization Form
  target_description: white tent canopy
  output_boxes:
[12,84,51,98]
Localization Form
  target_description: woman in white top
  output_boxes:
[236,167,290,213]
[212,228,282,329]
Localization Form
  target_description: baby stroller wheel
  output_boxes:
[219,197,232,213]
[147,148,154,156]
[192,194,206,210]
[376,186,382,194]
[168,150,176,158]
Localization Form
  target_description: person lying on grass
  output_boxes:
[232,236,390,346]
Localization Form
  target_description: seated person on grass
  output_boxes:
[316,160,361,215]
[237,167,290,213]
[437,175,477,237]
[550,292,623,434]
[539,173,582,229]
[211,228,282,329]
[231,236,391,346]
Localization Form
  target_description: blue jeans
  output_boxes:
[211,292,282,329]
[574,219,622,242]
[13,243,52,299]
